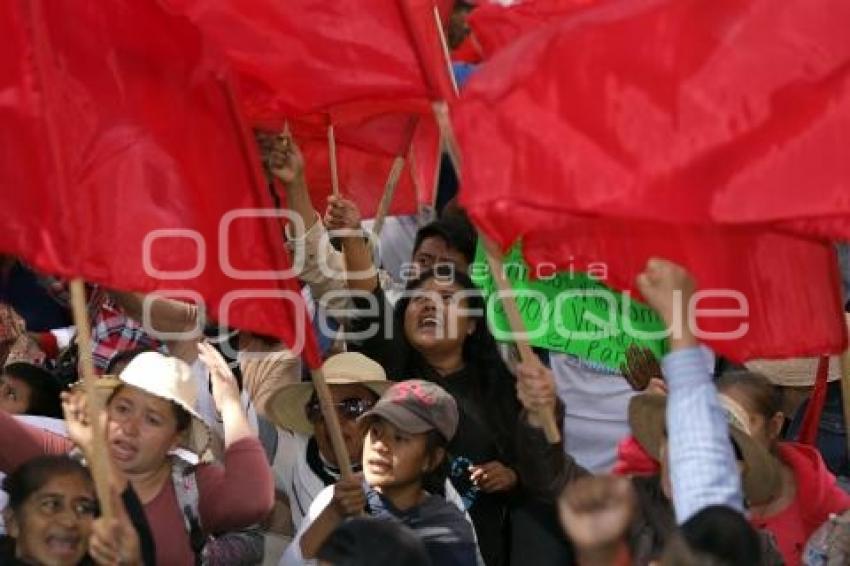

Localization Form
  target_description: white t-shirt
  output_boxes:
[551,347,716,473]
[550,354,636,473]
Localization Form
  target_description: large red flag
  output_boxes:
[167,0,456,116]
[168,0,452,215]
[457,0,850,361]
[0,0,320,366]
[459,0,850,238]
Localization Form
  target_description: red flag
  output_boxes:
[457,0,850,361]
[291,131,421,219]
[459,0,850,237]
[167,0,452,217]
[469,0,598,59]
[168,0,456,116]
[0,0,320,367]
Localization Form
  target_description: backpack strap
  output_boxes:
[171,456,207,565]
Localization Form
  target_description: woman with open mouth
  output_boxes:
[0,455,144,565]
[0,346,273,565]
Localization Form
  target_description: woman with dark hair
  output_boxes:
[348,268,521,566]
[0,362,64,418]
[0,455,146,565]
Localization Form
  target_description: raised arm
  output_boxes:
[266,134,356,316]
[636,258,743,523]
[323,196,380,294]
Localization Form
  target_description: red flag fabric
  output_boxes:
[291,132,420,220]
[0,0,320,367]
[514,216,847,362]
[458,0,850,238]
[468,0,598,60]
[168,0,456,116]
[167,0,453,216]
[457,0,850,361]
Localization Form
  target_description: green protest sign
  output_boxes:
[470,243,668,371]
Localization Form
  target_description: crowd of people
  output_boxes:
[1,127,849,565]
[3,3,850,566]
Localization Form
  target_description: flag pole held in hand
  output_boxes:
[482,239,561,443]
[310,367,354,480]
[69,279,113,520]
[425,0,559,442]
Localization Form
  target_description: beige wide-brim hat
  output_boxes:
[266,352,390,435]
[97,352,211,455]
[745,357,842,388]
[628,393,782,506]
[746,313,850,387]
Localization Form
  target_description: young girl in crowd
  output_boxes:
[0,362,63,417]
[348,269,521,566]
[283,379,479,566]
[717,370,850,565]
[0,346,273,565]
[0,455,144,565]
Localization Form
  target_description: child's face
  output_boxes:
[362,418,432,490]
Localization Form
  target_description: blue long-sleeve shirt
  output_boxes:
[663,346,744,523]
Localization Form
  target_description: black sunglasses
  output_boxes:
[306,397,374,422]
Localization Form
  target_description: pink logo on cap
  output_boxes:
[390,381,437,406]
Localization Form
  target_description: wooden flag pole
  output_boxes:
[429,2,559,442]
[69,279,114,519]
[483,239,562,443]
[373,156,406,238]
[327,123,340,198]
[310,368,354,479]
[433,5,460,97]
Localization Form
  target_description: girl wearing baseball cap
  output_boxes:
[282,379,480,566]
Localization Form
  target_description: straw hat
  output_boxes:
[266,352,390,435]
[628,393,782,505]
[98,352,211,455]
[746,313,850,387]
[745,357,841,388]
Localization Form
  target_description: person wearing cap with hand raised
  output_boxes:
[281,379,480,566]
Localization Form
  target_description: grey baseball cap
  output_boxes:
[359,380,458,442]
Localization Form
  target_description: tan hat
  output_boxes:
[745,357,841,388]
[746,313,850,387]
[628,393,782,505]
[98,352,211,455]
[266,352,390,435]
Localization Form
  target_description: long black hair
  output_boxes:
[393,269,519,458]
[394,268,503,380]
[2,363,64,418]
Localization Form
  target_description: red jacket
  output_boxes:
[751,442,850,566]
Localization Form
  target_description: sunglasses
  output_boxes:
[306,397,374,423]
